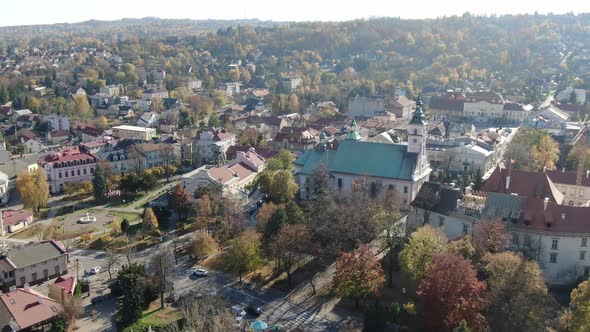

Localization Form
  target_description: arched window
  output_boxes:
[413,129,418,135]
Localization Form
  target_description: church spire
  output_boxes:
[409,95,426,125]
[346,120,361,141]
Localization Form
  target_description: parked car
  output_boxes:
[192,268,208,277]
[90,266,102,274]
[245,304,262,317]
[231,305,247,317]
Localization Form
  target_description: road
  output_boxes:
[70,246,353,332]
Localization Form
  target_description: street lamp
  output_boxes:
[76,258,80,280]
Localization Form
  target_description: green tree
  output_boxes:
[285,201,304,224]
[264,207,288,243]
[333,244,385,309]
[93,162,108,204]
[473,168,483,191]
[115,267,144,328]
[270,224,311,289]
[222,230,262,282]
[0,83,9,104]
[268,170,298,204]
[453,320,472,332]
[531,135,559,171]
[398,225,447,281]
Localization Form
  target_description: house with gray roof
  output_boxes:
[294,98,431,205]
[0,241,68,287]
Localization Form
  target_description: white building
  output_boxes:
[100,84,122,97]
[38,147,98,193]
[0,171,9,205]
[112,125,157,141]
[0,240,68,287]
[137,112,159,128]
[44,115,70,132]
[218,82,240,97]
[193,128,236,165]
[294,99,431,205]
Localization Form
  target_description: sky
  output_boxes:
[4,0,590,27]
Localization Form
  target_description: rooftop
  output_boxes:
[0,288,62,330]
[113,125,155,133]
[4,241,66,268]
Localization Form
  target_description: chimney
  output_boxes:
[561,213,566,221]
[505,176,511,191]
[544,197,549,211]
[37,296,43,304]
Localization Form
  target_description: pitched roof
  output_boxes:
[226,145,280,160]
[53,276,77,295]
[6,241,66,268]
[0,288,62,330]
[516,197,590,233]
[208,166,236,184]
[2,210,33,226]
[295,140,418,181]
[481,166,564,203]
[545,169,590,187]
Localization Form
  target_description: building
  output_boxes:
[348,95,416,119]
[429,91,530,122]
[246,116,287,141]
[137,112,159,128]
[182,148,265,199]
[48,276,77,305]
[112,125,157,141]
[281,77,302,93]
[218,82,240,97]
[38,147,98,193]
[556,87,586,104]
[545,169,590,206]
[1,209,34,233]
[274,127,320,152]
[526,105,570,140]
[133,143,179,169]
[193,128,236,165]
[142,88,169,100]
[47,130,70,144]
[149,69,166,81]
[294,99,431,204]
[0,241,68,287]
[43,115,70,132]
[100,84,122,97]
[180,79,202,90]
[0,171,9,205]
[0,286,63,331]
[79,126,105,143]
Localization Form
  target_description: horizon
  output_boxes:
[3,0,590,27]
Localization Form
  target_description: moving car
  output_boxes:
[90,266,102,274]
[192,268,208,277]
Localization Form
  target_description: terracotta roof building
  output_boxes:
[0,287,63,331]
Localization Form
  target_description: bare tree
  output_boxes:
[128,144,144,174]
[159,144,177,182]
[150,245,174,308]
[162,297,235,332]
[105,249,118,280]
[61,295,83,327]
[122,239,136,265]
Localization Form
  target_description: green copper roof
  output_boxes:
[410,95,426,125]
[346,130,362,140]
[295,140,417,181]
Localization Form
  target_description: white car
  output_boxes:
[90,266,102,274]
[231,305,246,317]
[192,268,208,277]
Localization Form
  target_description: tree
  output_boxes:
[0,83,8,104]
[483,252,553,331]
[270,224,311,289]
[105,250,118,280]
[190,232,218,260]
[453,320,472,332]
[16,168,49,212]
[222,230,262,282]
[115,265,144,328]
[288,93,300,113]
[531,135,559,171]
[255,202,280,232]
[159,144,177,182]
[264,207,287,243]
[93,161,109,204]
[166,297,235,332]
[285,201,304,224]
[473,168,483,191]
[169,183,191,219]
[143,207,159,233]
[150,245,174,308]
[376,208,404,288]
[332,244,385,309]
[94,115,108,130]
[73,95,92,118]
[268,170,298,204]
[150,96,164,113]
[473,219,510,253]
[564,280,590,332]
[417,252,486,332]
[398,225,447,281]
[60,295,83,327]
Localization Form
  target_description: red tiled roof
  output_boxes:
[208,166,236,184]
[546,169,590,187]
[38,147,97,166]
[79,126,103,137]
[516,197,590,233]
[228,162,256,179]
[0,288,62,330]
[53,276,77,295]
[2,210,33,226]
[482,166,564,203]
[50,130,70,137]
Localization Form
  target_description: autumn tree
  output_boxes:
[270,224,311,289]
[288,93,300,113]
[73,95,92,118]
[473,219,511,254]
[417,252,486,332]
[150,245,174,308]
[142,207,159,233]
[332,244,385,309]
[398,225,447,281]
[150,96,164,113]
[168,297,235,332]
[16,168,49,212]
[169,183,191,219]
[561,280,590,332]
[190,232,218,260]
[93,161,109,204]
[482,252,553,332]
[222,230,262,282]
[268,170,299,204]
[256,202,280,232]
[159,144,178,182]
[531,135,559,171]
[60,295,83,327]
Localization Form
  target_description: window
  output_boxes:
[43,269,48,279]
[585,267,590,277]
[462,223,469,235]
[512,233,520,246]
[550,253,558,264]
[77,169,81,176]
[413,129,417,135]
[404,186,408,194]
[438,217,445,227]
[59,172,62,179]
[32,273,37,281]
[90,168,95,174]
[54,266,60,275]
[338,178,342,189]
[412,138,417,143]
[551,239,559,250]
[388,184,394,191]
[83,169,87,175]
[581,252,587,260]
[19,277,25,285]
[70,170,74,177]
[582,238,587,247]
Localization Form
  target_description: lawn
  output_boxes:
[140,305,182,326]
[109,211,141,222]
[9,223,42,240]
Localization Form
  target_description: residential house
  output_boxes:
[112,125,157,141]
[137,112,159,128]
[246,116,287,140]
[38,147,98,193]
[0,171,9,205]
[47,130,70,144]
[99,84,122,97]
[78,126,105,143]
[0,155,38,189]
[159,119,178,134]
[294,102,431,205]
[193,128,236,165]
[43,115,70,132]
[274,127,320,152]
[182,148,265,199]
[1,209,34,233]
[0,240,68,287]
[281,76,302,92]
[179,79,202,90]
[348,95,415,119]
[384,95,415,119]
[218,82,240,97]
[48,276,76,305]
[556,87,586,104]
[0,287,63,331]
[526,105,570,141]
[142,88,169,100]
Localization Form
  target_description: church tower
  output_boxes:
[407,96,427,154]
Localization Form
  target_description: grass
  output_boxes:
[140,301,182,326]
[110,211,141,222]
[9,223,42,240]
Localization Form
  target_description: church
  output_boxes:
[294,98,431,205]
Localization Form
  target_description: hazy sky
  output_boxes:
[4,0,590,26]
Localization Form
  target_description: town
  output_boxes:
[0,10,590,332]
